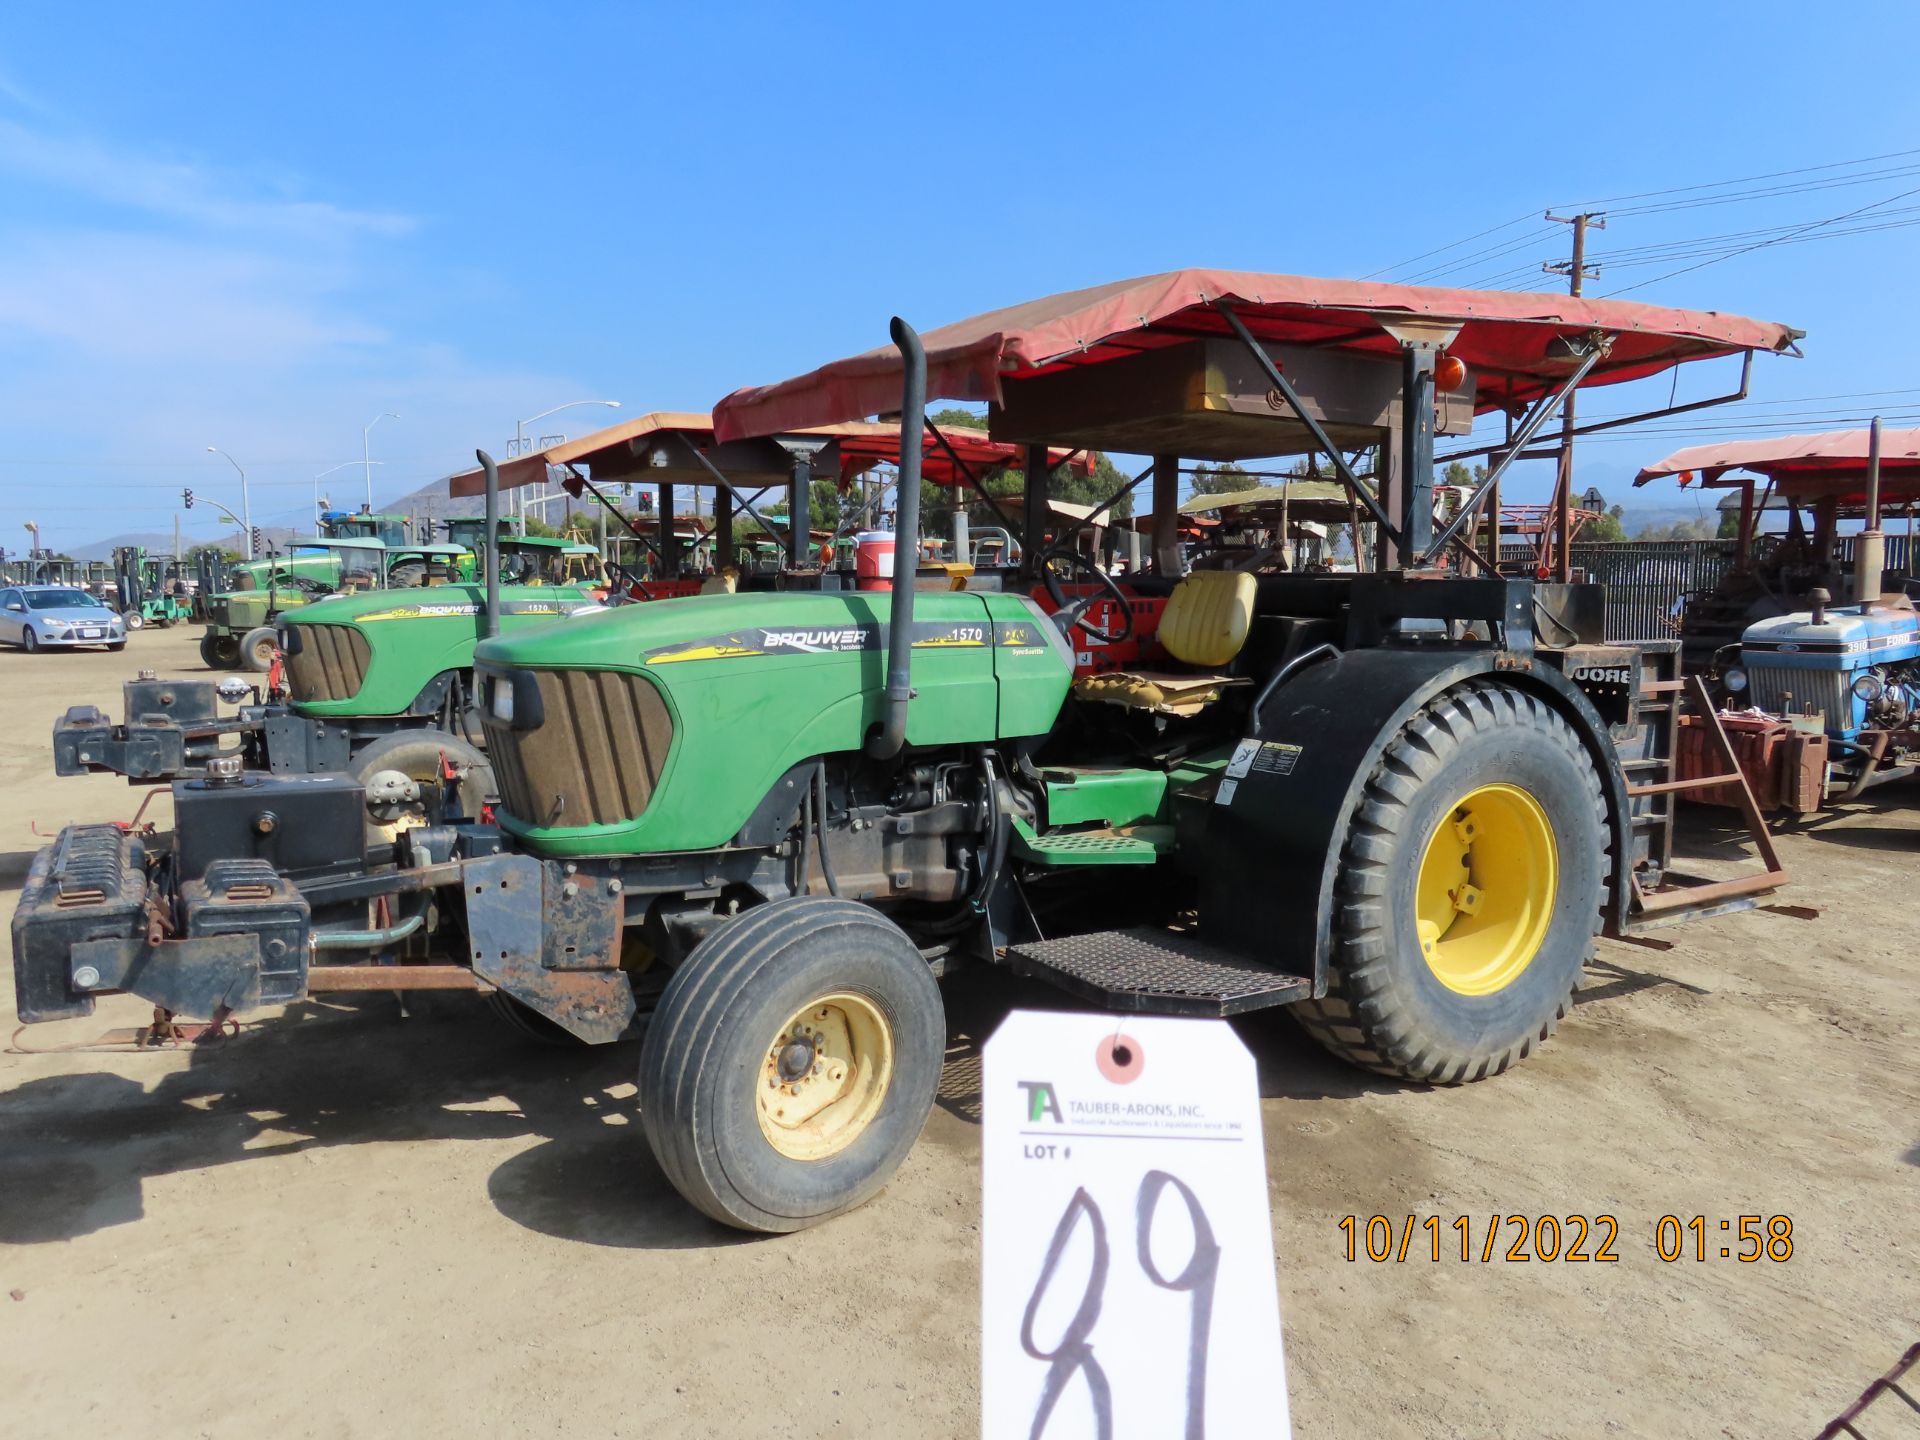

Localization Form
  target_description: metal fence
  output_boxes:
[1499,540,1737,643]
[1486,531,1920,644]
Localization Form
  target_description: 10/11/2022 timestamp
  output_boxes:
[1338,1214,1796,1264]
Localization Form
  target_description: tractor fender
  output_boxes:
[1199,648,1631,993]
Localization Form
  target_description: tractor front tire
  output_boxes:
[1291,681,1606,1084]
[240,626,279,673]
[124,612,145,631]
[350,729,495,841]
[638,897,944,1233]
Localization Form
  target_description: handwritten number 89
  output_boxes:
[1019,1171,1221,1440]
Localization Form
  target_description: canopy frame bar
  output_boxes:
[1216,301,1404,548]
[1421,338,1608,567]
[1439,349,1755,466]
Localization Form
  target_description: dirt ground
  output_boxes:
[0,625,1914,1440]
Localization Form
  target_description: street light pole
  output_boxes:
[315,460,375,530]
[363,412,400,510]
[512,399,621,522]
[205,446,253,558]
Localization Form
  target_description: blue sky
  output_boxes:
[2,2,1918,553]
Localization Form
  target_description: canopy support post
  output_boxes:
[1021,444,1048,579]
[787,451,811,570]
[714,484,733,575]
[1399,341,1440,560]
[658,479,677,577]
[1151,454,1181,576]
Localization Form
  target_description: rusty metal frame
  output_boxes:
[1626,674,1788,919]
[1816,1342,1920,1440]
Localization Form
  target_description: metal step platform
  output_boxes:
[1004,927,1312,1016]
[1010,819,1169,866]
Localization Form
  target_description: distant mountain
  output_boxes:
[67,526,305,562]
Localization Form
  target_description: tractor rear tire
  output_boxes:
[240,626,279,673]
[200,633,242,669]
[637,897,944,1233]
[1290,680,1606,1084]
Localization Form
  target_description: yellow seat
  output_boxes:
[1157,569,1256,667]
[1073,570,1256,715]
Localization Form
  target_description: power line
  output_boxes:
[1557,146,1920,210]
[1359,209,1542,280]
[1603,162,1920,218]
[1604,181,1920,298]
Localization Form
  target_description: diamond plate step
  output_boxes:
[1004,927,1312,1016]
[1010,819,1169,866]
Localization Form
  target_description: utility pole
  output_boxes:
[1544,210,1605,581]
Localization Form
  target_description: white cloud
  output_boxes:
[0,229,387,365]
[0,117,413,239]
[0,107,604,554]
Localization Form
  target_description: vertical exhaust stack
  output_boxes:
[477,449,501,640]
[1855,416,1885,610]
[866,317,926,760]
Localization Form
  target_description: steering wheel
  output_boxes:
[1040,549,1135,646]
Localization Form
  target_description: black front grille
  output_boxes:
[484,670,673,828]
[284,623,371,702]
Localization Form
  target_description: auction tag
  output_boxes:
[982,1011,1289,1439]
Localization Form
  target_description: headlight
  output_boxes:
[489,678,514,723]
[1852,672,1885,702]
[1723,666,1748,694]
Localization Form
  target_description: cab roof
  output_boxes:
[712,268,1802,442]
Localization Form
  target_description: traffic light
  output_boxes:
[182,487,193,510]
[251,527,263,553]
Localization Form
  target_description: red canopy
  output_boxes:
[1634,426,1920,488]
[713,268,1801,442]
[445,412,1092,497]
[836,428,1093,487]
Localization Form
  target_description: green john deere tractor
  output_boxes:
[200,540,473,671]
[54,532,605,815]
[15,272,1802,1235]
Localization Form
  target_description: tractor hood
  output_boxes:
[471,589,1072,856]
[1741,604,1920,659]
[291,584,596,629]
[281,583,599,716]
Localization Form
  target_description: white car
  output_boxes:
[0,586,128,652]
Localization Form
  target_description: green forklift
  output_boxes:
[111,547,194,629]
[17,274,1800,1233]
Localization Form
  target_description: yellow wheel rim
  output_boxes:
[756,993,894,1161]
[1415,782,1558,996]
